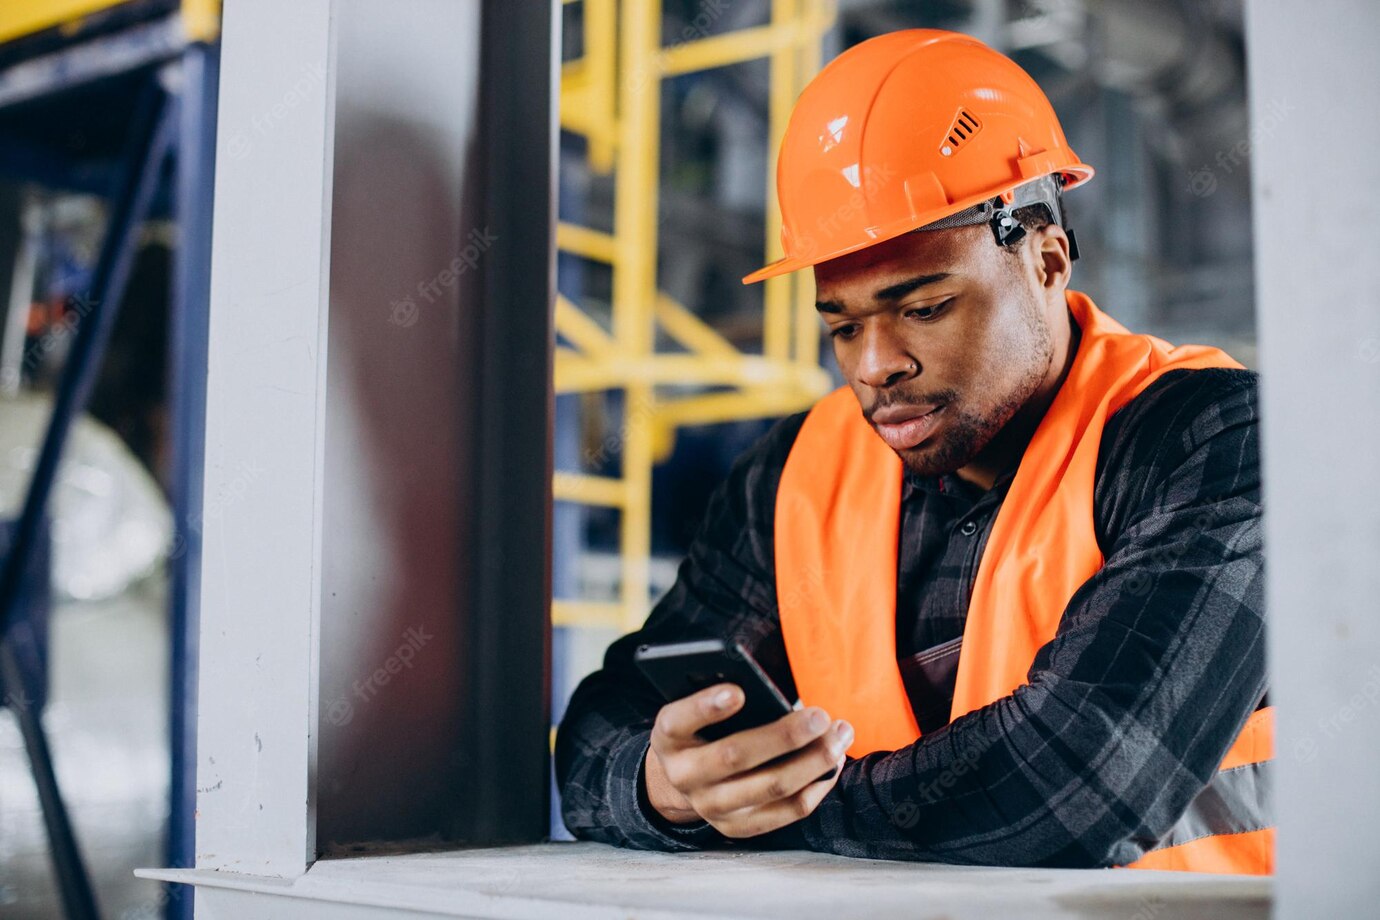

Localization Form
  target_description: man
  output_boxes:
[555,29,1271,872]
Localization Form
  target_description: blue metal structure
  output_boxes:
[0,10,218,919]
[0,75,175,920]
[165,39,216,920]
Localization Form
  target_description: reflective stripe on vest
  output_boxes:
[1157,758,1271,849]
[1132,705,1274,874]
[774,289,1274,875]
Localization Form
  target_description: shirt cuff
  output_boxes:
[614,728,725,850]
[737,811,811,852]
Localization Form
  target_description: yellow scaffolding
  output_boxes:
[555,1,835,634]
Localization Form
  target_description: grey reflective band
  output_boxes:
[1150,759,1274,852]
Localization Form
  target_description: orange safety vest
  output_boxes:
[775,289,1273,874]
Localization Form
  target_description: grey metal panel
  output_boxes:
[315,0,553,851]
[316,0,484,850]
[1246,1,1380,916]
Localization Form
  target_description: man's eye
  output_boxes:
[906,298,953,321]
[829,324,859,339]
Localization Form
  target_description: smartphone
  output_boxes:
[634,637,838,780]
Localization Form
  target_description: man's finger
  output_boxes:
[650,683,743,749]
[693,721,852,818]
[713,763,842,839]
[685,706,833,783]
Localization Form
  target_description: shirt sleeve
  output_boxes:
[759,368,1267,868]
[553,413,807,850]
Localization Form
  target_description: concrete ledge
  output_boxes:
[137,840,1271,919]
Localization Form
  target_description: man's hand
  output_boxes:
[644,682,853,838]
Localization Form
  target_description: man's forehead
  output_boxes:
[813,225,988,303]
[817,225,988,279]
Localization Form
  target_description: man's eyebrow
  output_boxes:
[874,272,952,301]
[815,272,953,314]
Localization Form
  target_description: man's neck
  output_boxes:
[955,306,1081,492]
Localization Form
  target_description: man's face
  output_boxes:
[813,224,1062,478]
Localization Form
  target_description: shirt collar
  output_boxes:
[903,461,1019,503]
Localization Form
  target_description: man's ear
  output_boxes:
[1032,223,1072,293]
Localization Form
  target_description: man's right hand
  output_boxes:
[643,682,853,839]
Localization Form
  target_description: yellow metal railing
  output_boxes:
[555,1,836,635]
[0,0,220,45]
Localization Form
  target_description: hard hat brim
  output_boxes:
[742,255,816,285]
[741,164,1094,285]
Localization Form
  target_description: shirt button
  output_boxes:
[959,520,979,537]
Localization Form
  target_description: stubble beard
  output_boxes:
[895,293,1055,479]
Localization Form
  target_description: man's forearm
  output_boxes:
[766,676,1161,866]
[771,654,1262,868]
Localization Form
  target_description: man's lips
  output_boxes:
[869,403,945,451]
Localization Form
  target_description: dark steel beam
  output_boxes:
[450,0,557,844]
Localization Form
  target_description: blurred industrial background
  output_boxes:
[0,0,1262,917]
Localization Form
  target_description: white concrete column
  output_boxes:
[1246,2,1380,916]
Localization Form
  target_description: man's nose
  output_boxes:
[854,327,919,389]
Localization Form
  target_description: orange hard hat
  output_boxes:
[743,29,1094,284]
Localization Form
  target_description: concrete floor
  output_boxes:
[0,575,170,919]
